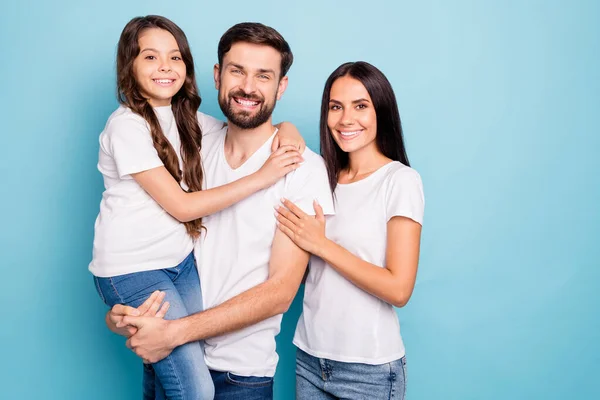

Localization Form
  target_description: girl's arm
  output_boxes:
[272,122,306,153]
[133,144,303,222]
[275,199,422,308]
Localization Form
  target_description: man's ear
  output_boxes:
[214,64,221,90]
[276,76,289,101]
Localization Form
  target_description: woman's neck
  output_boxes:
[341,146,392,183]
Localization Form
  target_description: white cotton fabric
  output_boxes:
[294,161,424,365]
[89,106,223,277]
[196,126,334,377]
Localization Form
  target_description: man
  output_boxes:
[109,22,334,399]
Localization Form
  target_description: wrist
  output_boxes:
[249,170,268,190]
[316,238,333,259]
[169,318,189,348]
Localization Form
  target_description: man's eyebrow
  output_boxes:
[225,63,275,76]
[226,62,246,70]
[257,68,276,75]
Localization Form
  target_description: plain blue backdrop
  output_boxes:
[1,1,599,399]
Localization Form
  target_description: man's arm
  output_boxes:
[122,230,309,363]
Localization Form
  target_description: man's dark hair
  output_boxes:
[217,22,294,78]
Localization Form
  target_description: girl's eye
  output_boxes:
[172,56,182,61]
[356,104,367,110]
[145,55,156,60]
[329,104,341,111]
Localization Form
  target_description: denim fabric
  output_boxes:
[296,348,406,400]
[94,252,214,400]
[210,370,273,400]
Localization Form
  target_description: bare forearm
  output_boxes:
[317,240,412,307]
[133,167,266,223]
[171,279,293,347]
[177,174,263,222]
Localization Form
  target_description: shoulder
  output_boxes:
[384,161,422,188]
[296,147,328,175]
[197,111,226,134]
[102,106,148,138]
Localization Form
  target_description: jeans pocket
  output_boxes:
[225,372,273,388]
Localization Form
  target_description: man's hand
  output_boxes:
[121,315,180,363]
[106,291,170,338]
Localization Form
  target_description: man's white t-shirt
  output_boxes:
[293,161,424,364]
[196,126,334,377]
[89,106,222,278]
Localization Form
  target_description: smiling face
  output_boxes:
[215,42,288,129]
[133,28,186,107]
[327,75,378,155]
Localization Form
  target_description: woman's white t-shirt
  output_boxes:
[293,161,424,364]
[89,105,222,278]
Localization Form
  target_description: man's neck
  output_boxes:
[224,119,276,169]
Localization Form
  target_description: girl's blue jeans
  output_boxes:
[94,252,214,400]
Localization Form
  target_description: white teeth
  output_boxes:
[340,130,361,136]
[154,79,174,84]
[235,98,259,106]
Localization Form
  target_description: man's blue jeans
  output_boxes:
[210,370,274,400]
[94,252,214,400]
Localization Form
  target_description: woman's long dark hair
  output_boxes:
[319,61,410,193]
[117,15,203,238]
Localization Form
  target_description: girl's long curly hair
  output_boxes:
[117,15,203,238]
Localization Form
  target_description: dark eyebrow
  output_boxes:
[257,68,275,76]
[329,98,371,105]
[227,63,246,70]
[140,48,181,54]
[226,63,275,76]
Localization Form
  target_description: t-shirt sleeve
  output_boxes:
[285,152,335,216]
[197,112,226,136]
[385,167,424,224]
[101,115,163,179]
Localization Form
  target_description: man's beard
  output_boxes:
[219,88,276,129]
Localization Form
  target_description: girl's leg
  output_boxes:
[157,252,214,399]
[94,273,158,399]
[94,262,213,400]
[295,349,336,400]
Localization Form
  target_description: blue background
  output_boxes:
[1,1,599,399]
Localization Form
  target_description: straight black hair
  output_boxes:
[320,61,410,193]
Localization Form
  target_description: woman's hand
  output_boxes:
[272,122,306,153]
[254,145,303,188]
[275,198,328,256]
[105,291,170,338]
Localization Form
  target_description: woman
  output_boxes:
[275,61,424,399]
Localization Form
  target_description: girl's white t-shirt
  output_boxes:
[293,161,425,364]
[89,105,223,278]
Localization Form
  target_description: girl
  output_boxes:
[275,61,424,400]
[90,15,304,400]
